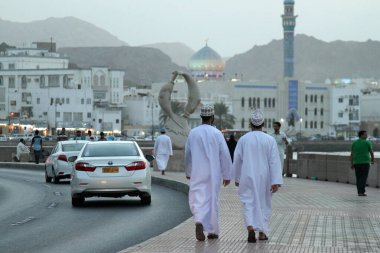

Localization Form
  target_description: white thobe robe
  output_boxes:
[234,131,283,234]
[154,134,173,171]
[185,124,233,234]
[270,131,288,171]
[17,142,30,160]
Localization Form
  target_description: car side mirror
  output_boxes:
[68,156,77,162]
[145,154,155,162]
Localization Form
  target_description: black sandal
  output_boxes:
[248,230,256,243]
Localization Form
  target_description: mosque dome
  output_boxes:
[188,44,224,79]
[284,0,294,4]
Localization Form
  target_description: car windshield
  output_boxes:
[82,143,139,157]
[62,143,86,152]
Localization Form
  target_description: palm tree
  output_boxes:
[214,102,236,130]
[159,101,185,125]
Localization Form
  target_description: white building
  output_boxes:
[0,43,125,136]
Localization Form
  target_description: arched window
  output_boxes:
[314,121,317,128]
[314,108,317,116]
[320,121,324,129]
[241,118,245,128]
[252,98,256,108]
[305,121,308,129]
[314,95,318,103]
[305,108,308,115]
[268,98,272,108]
[248,97,252,108]
[93,75,99,86]
[305,94,308,102]
[264,98,267,108]
[100,75,106,85]
[272,98,276,108]
[63,75,69,87]
[321,108,324,116]
[321,95,324,103]
[257,98,260,108]
[310,95,313,103]
[310,121,313,129]
[241,97,245,107]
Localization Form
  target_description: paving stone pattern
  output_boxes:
[120,172,380,253]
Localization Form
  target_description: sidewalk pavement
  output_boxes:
[119,171,380,253]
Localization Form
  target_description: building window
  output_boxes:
[314,108,317,116]
[338,112,343,118]
[241,97,245,107]
[37,98,40,104]
[305,108,308,115]
[241,118,245,128]
[48,75,60,87]
[314,121,317,128]
[116,119,120,124]
[248,97,252,108]
[252,98,256,108]
[9,63,15,70]
[21,76,27,89]
[314,95,317,103]
[81,98,84,104]
[66,98,70,104]
[272,98,275,108]
[257,98,260,108]
[321,108,324,116]
[305,121,308,129]
[93,75,99,86]
[310,95,313,103]
[73,112,83,121]
[338,97,343,103]
[264,98,267,108]
[305,95,308,102]
[0,63,2,70]
[40,75,45,88]
[100,75,106,85]
[268,98,272,108]
[87,113,91,118]
[0,76,2,86]
[87,98,91,104]
[310,121,313,129]
[320,121,324,129]
[321,95,324,103]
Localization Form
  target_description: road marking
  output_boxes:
[11,217,35,226]
[48,202,57,208]
[54,192,63,196]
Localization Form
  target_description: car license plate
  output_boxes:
[102,167,119,173]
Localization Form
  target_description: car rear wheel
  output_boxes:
[52,168,60,184]
[45,166,52,183]
[72,195,85,207]
[140,193,151,205]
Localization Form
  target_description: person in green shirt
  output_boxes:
[350,130,375,196]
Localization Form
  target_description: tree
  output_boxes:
[159,101,185,125]
[214,102,236,130]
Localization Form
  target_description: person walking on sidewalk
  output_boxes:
[185,104,233,241]
[154,128,173,175]
[270,121,289,175]
[350,130,375,196]
[234,109,283,243]
[31,130,43,164]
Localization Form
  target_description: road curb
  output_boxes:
[0,162,44,170]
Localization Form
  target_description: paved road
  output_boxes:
[0,168,191,253]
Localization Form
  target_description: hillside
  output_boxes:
[141,42,194,67]
[58,46,186,85]
[0,17,127,48]
[225,34,380,82]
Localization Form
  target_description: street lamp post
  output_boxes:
[299,118,303,137]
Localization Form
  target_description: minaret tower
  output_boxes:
[282,0,297,78]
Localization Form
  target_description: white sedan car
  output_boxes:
[45,140,89,183]
[70,141,154,207]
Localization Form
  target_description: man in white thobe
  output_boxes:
[185,104,233,241]
[234,109,283,243]
[153,128,173,175]
[270,121,289,174]
[17,138,30,161]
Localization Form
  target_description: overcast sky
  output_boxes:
[1,0,379,57]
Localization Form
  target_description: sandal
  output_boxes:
[207,233,219,239]
[248,230,256,243]
[258,232,268,240]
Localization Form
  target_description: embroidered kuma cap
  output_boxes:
[160,127,166,133]
[200,104,215,117]
[250,109,264,126]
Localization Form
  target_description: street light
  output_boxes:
[299,118,303,137]
[147,96,157,141]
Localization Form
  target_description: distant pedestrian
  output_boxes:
[86,130,94,141]
[98,131,107,141]
[270,121,289,174]
[16,138,30,161]
[350,130,375,196]
[154,128,173,175]
[234,109,283,243]
[73,130,83,140]
[31,130,43,164]
[226,134,237,162]
[185,104,233,241]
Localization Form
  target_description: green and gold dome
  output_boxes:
[188,43,224,79]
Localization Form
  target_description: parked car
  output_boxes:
[45,140,89,184]
[0,134,8,141]
[70,141,154,207]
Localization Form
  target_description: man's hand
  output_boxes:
[223,180,230,187]
[186,176,190,180]
[235,182,239,187]
[271,184,279,193]
[371,160,375,165]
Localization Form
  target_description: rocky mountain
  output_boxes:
[0,17,126,48]
[225,34,380,82]
[58,46,186,85]
[141,42,194,67]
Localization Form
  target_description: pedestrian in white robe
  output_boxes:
[16,138,30,161]
[270,121,289,174]
[185,104,233,241]
[234,109,283,243]
[154,128,173,175]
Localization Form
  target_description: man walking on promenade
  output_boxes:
[154,128,173,175]
[270,121,289,174]
[351,130,374,196]
[185,104,233,241]
[31,130,43,164]
[234,109,283,243]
